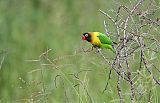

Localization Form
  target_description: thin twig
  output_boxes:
[104,20,110,36]
[117,75,123,103]
[0,55,5,70]
[103,69,112,93]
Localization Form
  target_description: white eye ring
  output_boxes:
[85,34,88,37]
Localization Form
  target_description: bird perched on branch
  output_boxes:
[82,32,116,53]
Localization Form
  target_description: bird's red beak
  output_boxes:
[82,35,86,41]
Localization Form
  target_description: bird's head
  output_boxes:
[82,32,91,42]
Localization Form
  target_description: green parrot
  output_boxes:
[82,32,116,53]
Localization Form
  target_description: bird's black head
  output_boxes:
[82,32,91,42]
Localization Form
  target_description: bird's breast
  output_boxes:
[91,35,101,46]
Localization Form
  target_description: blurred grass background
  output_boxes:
[0,0,160,103]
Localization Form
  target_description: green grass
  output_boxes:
[0,0,160,102]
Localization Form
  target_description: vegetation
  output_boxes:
[0,0,160,103]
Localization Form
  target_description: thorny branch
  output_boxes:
[122,0,144,102]
[117,75,122,103]
[99,0,160,102]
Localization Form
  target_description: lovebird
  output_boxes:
[82,32,116,53]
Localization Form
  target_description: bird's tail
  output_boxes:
[111,48,116,54]
[101,44,116,54]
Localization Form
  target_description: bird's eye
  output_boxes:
[85,34,88,37]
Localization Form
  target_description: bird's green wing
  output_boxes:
[97,33,112,45]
